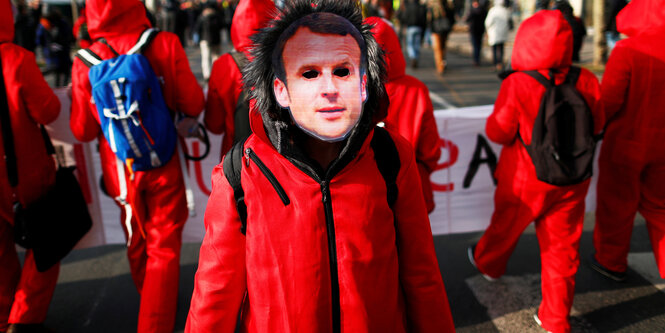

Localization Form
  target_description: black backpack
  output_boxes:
[519,66,597,186]
[223,126,400,234]
[229,52,252,144]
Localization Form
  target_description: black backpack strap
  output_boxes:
[565,66,582,85]
[75,48,103,68]
[371,127,400,208]
[230,51,249,69]
[523,70,553,88]
[0,55,18,187]
[127,28,160,55]
[223,138,248,234]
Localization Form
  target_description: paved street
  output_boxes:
[37,28,665,332]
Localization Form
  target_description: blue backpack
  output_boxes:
[76,28,176,172]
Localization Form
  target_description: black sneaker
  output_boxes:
[589,255,627,282]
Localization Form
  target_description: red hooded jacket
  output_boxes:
[70,0,204,195]
[0,0,61,224]
[601,0,665,156]
[188,103,454,331]
[367,17,441,213]
[487,10,603,187]
[204,0,276,160]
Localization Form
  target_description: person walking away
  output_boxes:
[35,10,73,87]
[70,0,205,332]
[466,0,488,66]
[368,16,442,213]
[553,0,585,62]
[0,0,62,331]
[604,0,627,55]
[485,0,511,71]
[398,0,427,68]
[427,0,455,74]
[13,0,41,53]
[186,1,455,331]
[590,0,665,284]
[204,0,275,161]
[194,1,223,81]
[468,10,602,333]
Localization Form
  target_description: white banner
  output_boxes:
[51,90,599,247]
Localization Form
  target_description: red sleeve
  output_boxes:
[392,136,455,332]
[19,52,60,125]
[414,84,441,174]
[171,40,205,117]
[486,76,520,145]
[186,164,247,332]
[600,44,631,127]
[204,55,242,135]
[70,58,100,142]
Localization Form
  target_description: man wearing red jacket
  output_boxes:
[69,0,204,332]
[186,1,455,332]
[0,0,61,331]
[204,0,276,160]
[468,10,602,333]
[367,17,441,213]
[591,0,665,282]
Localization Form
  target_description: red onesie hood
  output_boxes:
[0,0,14,43]
[616,0,665,37]
[366,17,405,81]
[510,10,572,71]
[231,0,277,54]
[86,0,152,40]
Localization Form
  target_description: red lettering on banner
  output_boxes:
[192,142,212,196]
[431,138,459,192]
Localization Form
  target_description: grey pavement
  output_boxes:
[37,28,665,333]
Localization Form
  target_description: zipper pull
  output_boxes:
[321,181,329,203]
[244,148,251,167]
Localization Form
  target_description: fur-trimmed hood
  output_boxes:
[243,0,387,176]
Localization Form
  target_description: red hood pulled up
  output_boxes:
[616,0,665,37]
[510,10,572,71]
[366,17,405,81]
[86,0,151,40]
[231,0,276,54]
[0,0,14,43]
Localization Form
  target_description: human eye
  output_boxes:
[302,70,320,79]
[333,67,350,77]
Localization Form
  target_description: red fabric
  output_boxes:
[367,17,441,213]
[186,111,454,332]
[0,223,60,331]
[472,10,602,333]
[69,0,204,331]
[0,2,61,328]
[205,0,276,159]
[593,0,665,278]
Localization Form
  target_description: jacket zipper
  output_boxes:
[245,148,290,205]
[321,180,341,333]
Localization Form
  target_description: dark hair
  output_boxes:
[243,0,386,121]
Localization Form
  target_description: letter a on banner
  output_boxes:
[463,134,498,188]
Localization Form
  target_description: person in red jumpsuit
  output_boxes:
[0,0,61,331]
[367,16,442,213]
[186,1,455,331]
[69,0,205,332]
[467,10,602,333]
[591,0,665,282]
[204,0,276,160]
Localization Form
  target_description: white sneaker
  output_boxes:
[467,245,498,282]
[533,312,553,333]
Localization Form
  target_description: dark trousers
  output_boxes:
[492,43,505,66]
[470,33,483,65]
